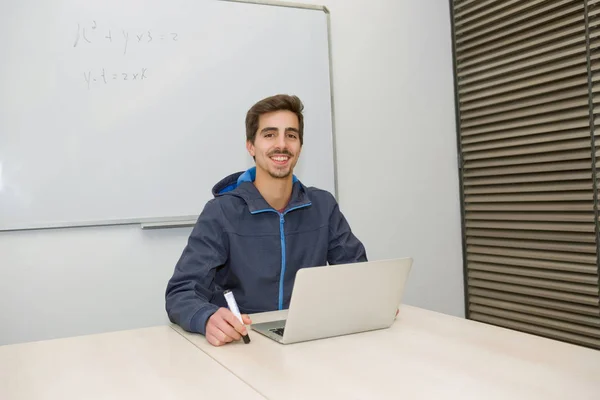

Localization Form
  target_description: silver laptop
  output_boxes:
[251,257,412,344]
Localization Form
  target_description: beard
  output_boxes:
[265,149,294,179]
[268,168,292,179]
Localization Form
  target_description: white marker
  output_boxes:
[224,290,250,344]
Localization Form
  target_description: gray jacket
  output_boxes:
[165,167,367,335]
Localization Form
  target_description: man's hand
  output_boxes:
[206,307,252,346]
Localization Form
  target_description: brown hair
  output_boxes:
[245,94,304,145]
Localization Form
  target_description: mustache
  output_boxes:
[268,149,293,157]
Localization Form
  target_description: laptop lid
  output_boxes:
[281,257,413,344]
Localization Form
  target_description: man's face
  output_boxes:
[247,110,302,180]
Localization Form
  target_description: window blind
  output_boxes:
[452,0,600,349]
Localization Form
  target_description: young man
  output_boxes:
[165,94,367,346]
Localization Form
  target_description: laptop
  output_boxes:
[251,257,412,344]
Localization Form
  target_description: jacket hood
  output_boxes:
[211,167,306,213]
[211,167,299,197]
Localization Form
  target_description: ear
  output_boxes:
[246,140,255,157]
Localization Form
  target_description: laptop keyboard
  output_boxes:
[269,327,285,336]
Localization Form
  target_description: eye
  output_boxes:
[287,133,298,139]
[264,133,275,138]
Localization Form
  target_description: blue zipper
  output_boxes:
[251,203,312,309]
[278,213,286,310]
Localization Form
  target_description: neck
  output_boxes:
[254,168,294,211]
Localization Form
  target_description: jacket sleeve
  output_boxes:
[327,196,368,265]
[165,199,227,335]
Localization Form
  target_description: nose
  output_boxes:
[276,130,287,148]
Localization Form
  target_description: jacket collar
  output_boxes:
[215,167,311,214]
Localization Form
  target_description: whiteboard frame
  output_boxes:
[0,0,338,232]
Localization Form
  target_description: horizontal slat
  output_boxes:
[464,150,591,169]
[458,39,585,81]
[455,0,577,40]
[464,181,593,194]
[465,202,593,211]
[459,47,586,91]
[466,237,596,253]
[470,313,600,349]
[591,3,600,16]
[456,1,583,52]
[461,109,589,136]
[589,10,600,24]
[466,211,593,222]
[465,193,592,203]
[468,279,599,305]
[453,0,488,15]
[589,27,600,41]
[466,220,595,233]
[464,181,591,194]
[460,74,588,107]
[462,160,592,178]
[462,70,591,107]
[461,121,591,145]
[460,57,587,96]
[455,0,522,25]
[464,171,591,186]
[462,99,588,129]
[470,297,600,327]
[455,0,555,36]
[459,25,585,73]
[590,36,600,49]
[468,262,599,284]
[470,305,600,337]
[462,129,590,153]
[463,139,591,160]
[457,12,584,61]
[469,287,600,316]
[453,0,478,12]
[467,253,598,273]
[471,301,600,331]
[461,89,588,120]
[465,185,591,198]
[467,245,597,264]
[466,228,596,243]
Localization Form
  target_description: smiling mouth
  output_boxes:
[270,155,291,165]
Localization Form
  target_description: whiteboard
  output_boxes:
[0,0,335,231]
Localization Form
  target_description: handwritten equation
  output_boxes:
[73,21,178,55]
[83,68,148,90]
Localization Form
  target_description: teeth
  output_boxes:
[272,156,289,162]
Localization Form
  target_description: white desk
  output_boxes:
[0,326,265,400]
[174,305,600,400]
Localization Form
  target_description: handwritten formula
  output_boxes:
[83,68,148,90]
[73,20,174,89]
[73,20,178,55]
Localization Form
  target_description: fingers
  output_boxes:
[207,325,235,345]
[242,314,252,325]
[221,310,248,336]
[206,308,250,346]
[215,317,242,341]
[206,333,223,347]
